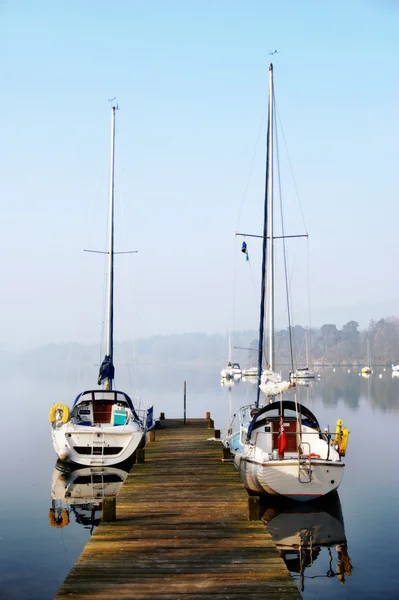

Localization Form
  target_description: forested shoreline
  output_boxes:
[259,317,399,366]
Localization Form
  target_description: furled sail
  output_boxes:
[98,355,115,385]
[260,370,293,397]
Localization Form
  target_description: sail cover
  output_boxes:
[260,370,292,397]
[98,355,115,385]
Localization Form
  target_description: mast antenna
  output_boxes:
[108,97,119,110]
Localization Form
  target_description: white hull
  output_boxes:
[235,454,344,501]
[52,421,144,467]
[242,367,258,377]
[392,364,399,372]
[290,369,316,379]
[221,367,242,378]
[232,399,347,502]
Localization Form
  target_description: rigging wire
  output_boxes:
[235,110,267,231]
[63,140,109,392]
[233,111,269,365]
[307,240,313,365]
[276,106,308,235]
[274,92,295,375]
[232,235,237,363]
[273,97,313,372]
[116,157,141,403]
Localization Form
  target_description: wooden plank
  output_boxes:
[55,417,301,599]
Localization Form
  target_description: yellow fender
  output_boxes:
[339,428,350,456]
[49,403,70,424]
[48,508,70,528]
[334,419,343,444]
[336,561,345,584]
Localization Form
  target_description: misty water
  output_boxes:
[0,365,398,599]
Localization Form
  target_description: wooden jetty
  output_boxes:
[55,416,301,599]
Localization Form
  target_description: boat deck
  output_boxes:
[55,416,301,599]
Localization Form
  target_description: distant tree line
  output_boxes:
[9,317,399,380]
[250,317,399,367]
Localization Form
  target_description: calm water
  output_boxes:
[0,366,398,599]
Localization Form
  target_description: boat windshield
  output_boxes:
[73,390,138,419]
[247,400,320,438]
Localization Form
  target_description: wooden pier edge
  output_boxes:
[55,414,301,600]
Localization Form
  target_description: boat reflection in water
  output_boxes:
[261,492,353,593]
[49,458,133,534]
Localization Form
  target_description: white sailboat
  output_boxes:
[49,103,153,467]
[221,331,242,379]
[361,339,372,374]
[233,64,349,501]
[290,329,317,380]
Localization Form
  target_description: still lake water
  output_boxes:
[1,365,398,599]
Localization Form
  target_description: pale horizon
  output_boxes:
[2,1,398,353]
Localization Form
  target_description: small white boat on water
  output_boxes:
[221,362,242,379]
[290,330,317,380]
[291,367,317,380]
[361,340,372,374]
[221,331,242,379]
[391,363,399,372]
[242,367,258,378]
[49,103,153,467]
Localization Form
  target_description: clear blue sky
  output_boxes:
[1,0,398,349]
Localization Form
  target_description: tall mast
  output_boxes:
[305,329,309,367]
[267,63,274,371]
[106,104,116,388]
[256,63,272,408]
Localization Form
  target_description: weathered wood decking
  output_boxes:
[55,417,301,599]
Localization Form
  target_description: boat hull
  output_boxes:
[291,372,316,379]
[52,422,144,467]
[235,455,344,501]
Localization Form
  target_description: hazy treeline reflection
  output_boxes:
[304,368,399,413]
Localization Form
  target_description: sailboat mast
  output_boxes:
[106,105,116,385]
[267,63,274,371]
[256,63,272,408]
[305,329,309,368]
